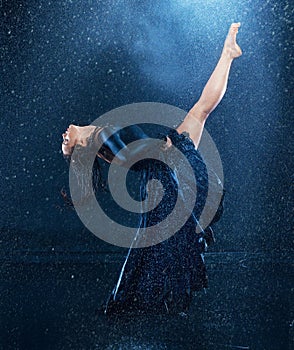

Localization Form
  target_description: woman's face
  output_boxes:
[61,124,78,156]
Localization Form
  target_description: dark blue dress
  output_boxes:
[95,125,224,315]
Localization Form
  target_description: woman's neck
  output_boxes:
[77,125,98,146]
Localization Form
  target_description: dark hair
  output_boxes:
[60,127,108,210]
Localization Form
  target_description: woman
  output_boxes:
[61,23,242,315]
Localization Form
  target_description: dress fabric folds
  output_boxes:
[98,126,224,315]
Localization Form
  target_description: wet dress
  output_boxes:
[93,124,225,315]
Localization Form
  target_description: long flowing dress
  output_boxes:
[93,125,224,315]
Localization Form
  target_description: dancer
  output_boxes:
[61,23,242,315]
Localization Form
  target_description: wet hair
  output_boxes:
[60,127,108,210]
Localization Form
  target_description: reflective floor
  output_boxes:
[0,251,292,350]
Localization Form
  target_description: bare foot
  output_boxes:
[223,22,242,59]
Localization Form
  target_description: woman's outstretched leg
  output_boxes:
[177,22,242,148]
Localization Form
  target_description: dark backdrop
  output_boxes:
[1,1,293,349]
[1,0,292,252]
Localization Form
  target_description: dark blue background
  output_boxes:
[1,0,292,252]
[1,1,293,349]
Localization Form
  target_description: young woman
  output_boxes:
[61,23,242,315]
